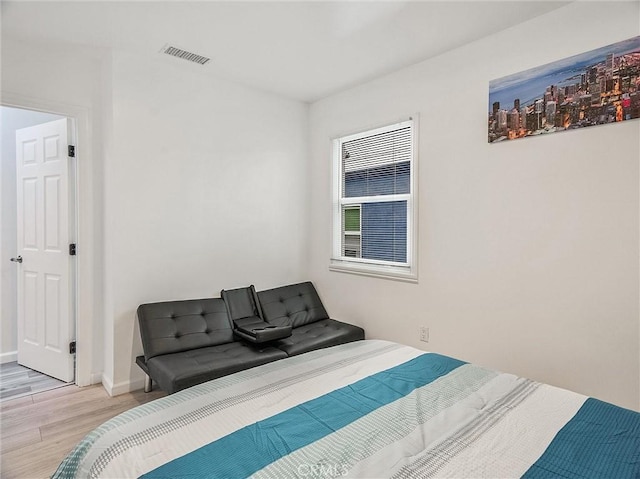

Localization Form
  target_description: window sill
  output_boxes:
[329,260,418,283]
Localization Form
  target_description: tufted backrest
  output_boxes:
[220,286,261,322]
[137,298,234,361]
[257,282,329,328]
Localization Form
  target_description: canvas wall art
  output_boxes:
[488,35,640,143]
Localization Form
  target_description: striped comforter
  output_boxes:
[53,340,640,478]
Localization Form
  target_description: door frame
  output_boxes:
[2,92,95,387]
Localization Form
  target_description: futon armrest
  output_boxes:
[233,317,292,343]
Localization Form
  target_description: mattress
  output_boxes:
[52,340,640,478]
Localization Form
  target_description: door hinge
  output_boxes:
[69,243,76,256]
[69,341,76,354]
[68,145,75,158]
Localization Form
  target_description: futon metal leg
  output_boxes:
[144,375,152,393]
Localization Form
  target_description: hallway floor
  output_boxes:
[0,362,70,402]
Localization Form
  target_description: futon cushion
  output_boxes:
[137,298,234,361]
[273,319,364,357]
[258,282,330,328]
[146,342,287,394]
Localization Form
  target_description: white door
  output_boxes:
[15,118,75,383]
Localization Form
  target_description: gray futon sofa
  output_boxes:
[136,282,364,394]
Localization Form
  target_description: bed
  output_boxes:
[53,340,640,478]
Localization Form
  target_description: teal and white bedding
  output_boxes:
[53,340,640,478]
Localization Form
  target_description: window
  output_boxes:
[331,118,417,281]
[343,206,361,258]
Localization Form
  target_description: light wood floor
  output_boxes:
[0,383,166,479]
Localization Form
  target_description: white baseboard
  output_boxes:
[101,374,114,396]
[101,374,145,397]
[89,372,103,385]
[0,351,17,364]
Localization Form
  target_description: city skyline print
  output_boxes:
[488,35,640,143]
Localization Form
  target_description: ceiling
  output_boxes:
[1,1,571,103]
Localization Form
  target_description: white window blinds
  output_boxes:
[332,118,418,281]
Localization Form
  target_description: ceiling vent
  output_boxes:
[161,44,210,65]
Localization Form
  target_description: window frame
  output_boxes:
[342,205,362,258]
[330,117,418,282]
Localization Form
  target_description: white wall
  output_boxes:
[4,4,638,406]
[0,106,64,363]
[1,39,310,394]
[307,2,640,410]
[102,51,309,394]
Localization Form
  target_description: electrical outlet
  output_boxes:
[420,326,429,343]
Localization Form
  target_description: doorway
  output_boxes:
[0,105,77,397]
